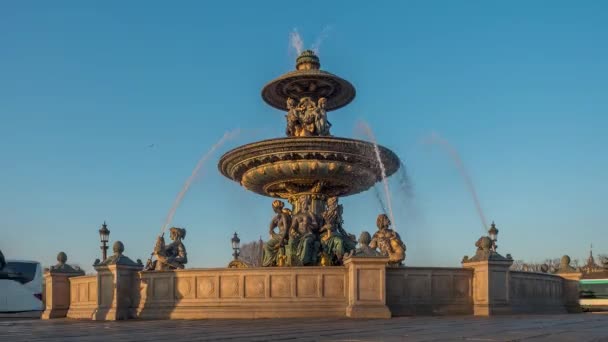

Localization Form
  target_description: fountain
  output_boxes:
[40,49,583,321]
[219,50,401,266]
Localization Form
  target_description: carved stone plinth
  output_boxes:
[462,259,513,316]
[344,256,391,318]
[41,252,85,320]
[93,263,142,320]
[93,241,143,320]
[41,270,84,319]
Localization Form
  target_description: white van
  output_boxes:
[0,260,44,313]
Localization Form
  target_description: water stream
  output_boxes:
[159,129,241,236]
[422,132,488,232]
[355,120,397,231]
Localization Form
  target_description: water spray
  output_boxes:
[146,129,241,268]
[423,132,488,232]
[397,161,415,200]
[311,26,333,55]
[356,120,397,231]
[289,29,304,56]
[373,184,388,215]
[159,129,241,236]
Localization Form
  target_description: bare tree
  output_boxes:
[510,260,525,271]
[543,258,561,273]
[598,254,608,267]
[510,258,561,273]
[240,239,264,267]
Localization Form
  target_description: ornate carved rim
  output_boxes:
[218,137,400,198]
[261,69,356,112]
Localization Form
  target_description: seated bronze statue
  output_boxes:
[286,195,321,266]
[319,197,356,266]
[262,200,291,267]
[369,214,406,266]
[348,231,382,257]
[145,227,188,271]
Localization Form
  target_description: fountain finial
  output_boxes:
[296,50,320,70]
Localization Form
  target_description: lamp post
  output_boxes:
[231,232,241,261]
[488,221,498,252]
[99,221,110,261]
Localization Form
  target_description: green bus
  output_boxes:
[580,279,608,311]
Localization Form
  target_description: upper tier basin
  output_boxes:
[219,137,400,199]
[261,69,356,112]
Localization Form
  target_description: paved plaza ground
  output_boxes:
[0,313,607,341]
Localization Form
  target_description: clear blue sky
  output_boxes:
[1,1,607,272]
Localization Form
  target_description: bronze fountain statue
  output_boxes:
[369,214,406,266]
[351,231,382,257]
[286,195,321,266]
[219,50,406,267]
[262,200,291,267]
[320,196,357,265]
[145,227,188,271]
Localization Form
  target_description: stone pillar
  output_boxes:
[344,256,391,318]
[93,241,143,321]
[462,236,514,316]
[41,252,85,319]
[555,255,583,313]
[462,259,513,316]
[558,272,583,313]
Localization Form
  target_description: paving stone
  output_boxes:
[0,314,607,341]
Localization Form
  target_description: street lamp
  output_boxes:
[231,232,241,260]
[488,221,498,252]
[99,221,110,261]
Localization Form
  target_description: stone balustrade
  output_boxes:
[66,275,98,319]
[136,266,349,319]
[386,267,474,316]
[39,257,581,320]
[509,271,565,313]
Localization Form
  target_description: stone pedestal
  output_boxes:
[92,241,143,321]
[462,259,513,316]
[558,272,583,313]
[344,256,391,318]
[41,270,85,319]
[93,263,142,320]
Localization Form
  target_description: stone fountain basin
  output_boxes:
[218,137,400,198]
